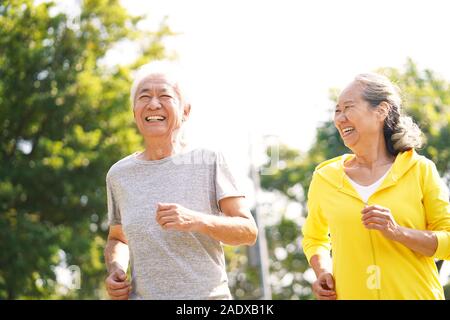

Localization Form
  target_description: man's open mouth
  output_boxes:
[145,116,166,122]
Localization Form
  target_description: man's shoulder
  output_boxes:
[172,147,220,166]
[106,153,138,180]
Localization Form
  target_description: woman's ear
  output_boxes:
[377,101,390,122]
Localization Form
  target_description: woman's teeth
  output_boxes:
[342,127,354,135]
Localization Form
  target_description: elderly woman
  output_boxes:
[302,73,450,300]
[104,62,258,300]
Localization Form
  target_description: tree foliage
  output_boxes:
[0,0,173,299]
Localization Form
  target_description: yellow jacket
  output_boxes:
[302,150,450,299]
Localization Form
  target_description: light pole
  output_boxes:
[247,136,274,300]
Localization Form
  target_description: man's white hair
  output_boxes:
[129,60,189,110]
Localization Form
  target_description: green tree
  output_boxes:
[224,245,261,299]
[0,0,173,299]
[259,59,450,299]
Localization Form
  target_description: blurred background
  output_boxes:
[0,0,449,299]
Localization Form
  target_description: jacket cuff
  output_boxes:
[304,246,331,264]
[433,231,450,260]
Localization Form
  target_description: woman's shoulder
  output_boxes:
[400,149,436,171]
[307,154,351,189]
[400,150,446,191]
[314,154,351,174]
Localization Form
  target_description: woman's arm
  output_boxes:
[395,227,438,257]
[422,161,450,260]
[309,254,336,300]
[362,205,438,257]
[310,254,333,278]
[155,197,258,246]
[363,159,450,259]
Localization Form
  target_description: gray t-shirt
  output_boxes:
[106,148,245,300]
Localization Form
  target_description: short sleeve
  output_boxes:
[106,174,122,226]
[301,172,332,264]
[421,160,450,260]
[214,151,245,210]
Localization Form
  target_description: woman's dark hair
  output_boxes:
[355,73,423,156]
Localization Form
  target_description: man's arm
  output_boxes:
[105,225,129,273]
[156,197,258,246]
[198,197,258,246]
[104,225,131,300]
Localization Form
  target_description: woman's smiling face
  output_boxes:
[334,81,383,150]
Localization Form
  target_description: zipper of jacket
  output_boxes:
[364,200,381,300]
[340,167,387,300]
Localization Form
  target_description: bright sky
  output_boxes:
[120,0,450,156]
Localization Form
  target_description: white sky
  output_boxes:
[117,0,450,177]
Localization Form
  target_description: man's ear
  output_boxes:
[377,101,390,122]
[182,103,191,122]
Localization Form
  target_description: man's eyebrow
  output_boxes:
[140,87,172,93]
[137,88,150,95]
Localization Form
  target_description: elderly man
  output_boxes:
[104,61,258,300]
